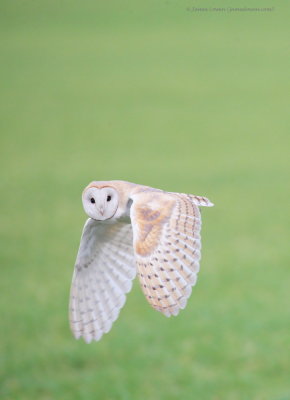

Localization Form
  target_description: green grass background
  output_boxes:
[1,1,289,399]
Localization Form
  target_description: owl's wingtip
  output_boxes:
[190,195,214,207]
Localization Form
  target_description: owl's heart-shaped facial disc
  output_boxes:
[82,186,119,220]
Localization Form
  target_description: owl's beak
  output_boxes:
[99,206,104,216]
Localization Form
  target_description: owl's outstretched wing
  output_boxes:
[69,218,136,343]
[130,191,211,317]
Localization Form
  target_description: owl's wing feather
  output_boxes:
[69,218,136,343]
[130,191,206,317]
[181,194,214,207]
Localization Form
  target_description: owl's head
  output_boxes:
[82,184,119,221]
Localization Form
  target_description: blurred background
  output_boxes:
[1,1,289,399]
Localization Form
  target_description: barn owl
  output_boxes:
[69,180,213,343]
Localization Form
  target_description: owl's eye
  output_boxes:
[107,195,111,202]
[90,198,95,204]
